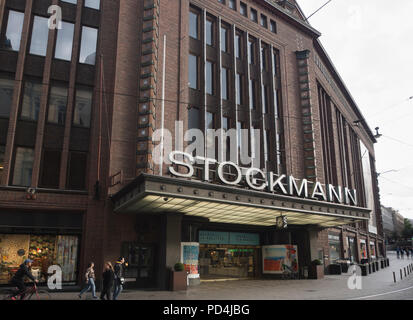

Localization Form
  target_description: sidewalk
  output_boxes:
[49,252,413,300]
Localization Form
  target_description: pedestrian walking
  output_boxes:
[78,262,98,299]
[410,247,413,259]
[401,248,404,259]
[100,262,115,300]
[113,257,126,300]
[406,248,410,258]
[397,247,400,259]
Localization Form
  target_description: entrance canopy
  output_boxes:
[112,174,370,228]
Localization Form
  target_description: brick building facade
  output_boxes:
[0,0,384,289]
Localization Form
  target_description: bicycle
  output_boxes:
[1,282,51,300]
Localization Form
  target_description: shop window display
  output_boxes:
[0,234,79,285]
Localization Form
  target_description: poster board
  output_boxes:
[180,242,200,279]
[262,245,298,274]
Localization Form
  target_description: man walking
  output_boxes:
[113,257,126,300]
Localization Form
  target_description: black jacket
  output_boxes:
[102,269,114,288]
[12,264,35,283]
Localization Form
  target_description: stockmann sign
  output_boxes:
[168,151,358,207]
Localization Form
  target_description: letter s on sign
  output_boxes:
[168,151,195,178]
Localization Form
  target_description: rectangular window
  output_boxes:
[79,26,98,65]
[40,149,61,188]
[250,8,258,22]
[218,0,226,4]
[61,0,77,4]
[272,50,278,75]
[270,20,277,33]
[206,61,214,95]
[240,2,247,17]
[73,87,93,127]
[229,0,236,10]
[67,151,87,190]
[206,112,215,130]
[236,73,242,105]
[0,145,5,181]
[262,85,269,113]
[221,67,229,100]
[188,54,198,90]
[235,32,242,59]
[189,11,199,40]
[12,147,34,186]
[248,39,255,64]
[206,19,213,46]
[188,107,200,130]
[260,14,268,28]
[48,86,68,125]
[30,16,49,56]
[2,10,24,51]
[222,116,229,131]
[220,26,227,52]
[261,46,267,70]
[54,21,74,61]
[249,79,256,109]
[0,78,15,118]
[85,0,100,10]
[21,81,42,121]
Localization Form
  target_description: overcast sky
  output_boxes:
[297,0,413,219]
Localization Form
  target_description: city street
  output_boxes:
[50,252,413,300]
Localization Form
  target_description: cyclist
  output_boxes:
[11,259,38,300]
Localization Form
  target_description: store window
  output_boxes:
[0,234,79,284]
[79,26,98,65]
[360,240,367,259]
[12,147,34,186]
[328,234,342,263]
[1,10,24,51]
[85,0,100,10]
[20,81,42,121]
[0,78,15,118]
[54,21,74,61]
[29,16,49,56]
[48,85,68,125]
[73,87,93,127]
[369,241,376,259]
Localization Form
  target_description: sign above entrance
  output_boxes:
[168,151,358,207]
[199,231,260,246]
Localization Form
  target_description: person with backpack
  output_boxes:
[10,259,38,300]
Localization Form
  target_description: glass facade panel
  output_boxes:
[48,86,68,125]
[206,19,213,46]
[12,147,34,186]
[21,81,42,121]
[29,16,49,56]
[2,10,24,51]
[0,78,15,118]
[54,21,75,61]
[188,54,198,90]
[189,11,199,40]
[221,67,228,100]
[73,88,93,127]
[79,26,98,65]
[85,0,100,9]
[206,61,213,95]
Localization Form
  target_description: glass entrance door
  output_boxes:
[122,243,156,288]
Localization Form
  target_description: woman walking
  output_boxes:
[100,262,115,300]
[78,262,98,299]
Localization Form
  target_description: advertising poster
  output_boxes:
[181,242,200,279]
[262,245,298,274]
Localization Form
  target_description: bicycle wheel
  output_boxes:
[27,290,51,300]
[1,289,15,300]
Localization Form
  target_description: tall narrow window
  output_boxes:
[240,2,247,17]
[188,107,200,154]
[188,54,198,90]
[67,151,87,190]
[235,33,242,59]
[73,87,93,127]
[85,0,100,10]
[21,81,42,121]
[12,147,34,186]
[206,19,213,46]
[0,78,15,118]
[0,145,5,181]
[272,50,278,75]
[206,61,214,95]
[189,11,199,40]
[261,45,267,70]
[249,79,256,109]
[262,85,269,114]
[229,0,236,10]
[270,20,277,33]
[48,86,68,125]
[79,26,98,65]
[221,67,229,100]
[54,21,74,61]
[40,149,61,188]
[260,15,268,28]
[220,27,227,52]
[248,39,254,64]
[2,10,24,51]
[250,8,258,22]
[30,16,49,56]
[236,73,242,105]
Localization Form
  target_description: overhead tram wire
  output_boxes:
[305,0,334,21]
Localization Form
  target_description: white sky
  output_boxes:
[297,0,413,219]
